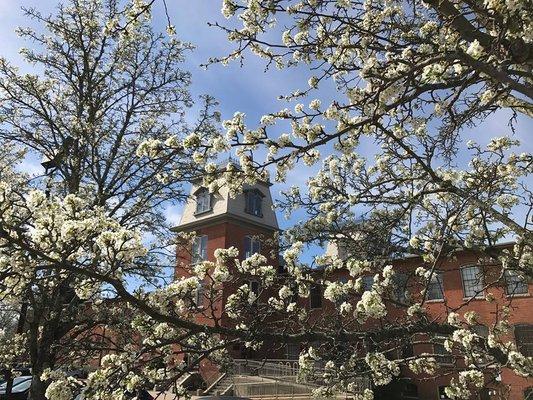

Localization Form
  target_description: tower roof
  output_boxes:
[174,180,279,232]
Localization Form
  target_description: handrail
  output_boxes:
[231,358,371,394]
[204,372,226,394]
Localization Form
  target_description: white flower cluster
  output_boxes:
[507,350,533,378]
[356,289,387,320]
[0,332,26,371]
[444,370,484,399]
[408,355,437,375]
[364,352,400,385]
[41,369,76,400]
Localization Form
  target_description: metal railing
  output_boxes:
[233,359,304,378]
[230,359,371,398]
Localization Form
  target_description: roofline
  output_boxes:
[189,175,273,187]
[389,241,516,263]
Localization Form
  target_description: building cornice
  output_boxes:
[172,212,280,233]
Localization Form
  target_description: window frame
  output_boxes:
[504,269,529,296]
[191,235,208,264]
[309,284,323,309]
[460,265,485,299]
[393,272,408,303]
[438,386,451,399]
[244,189,264,217]
[194,280,205,308]
[244,235,261,259]
[426,270,445,301]
[362,275,374,292]
[248,279,260,297]
[514,324,533,357]
[194,188,212,215]
[433,335,454,365]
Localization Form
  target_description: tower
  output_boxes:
[173,175,280,366]
[174,177,279,264]
[173,175,279,335]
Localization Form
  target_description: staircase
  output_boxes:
[204,373,234,396]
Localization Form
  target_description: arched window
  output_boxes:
[195,188,211,214]
[426,270,444,301]
[244,189,264,217]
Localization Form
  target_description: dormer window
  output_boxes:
[195,188,211,214]
[244,189,264,217]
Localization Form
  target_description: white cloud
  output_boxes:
[164,204,183,227]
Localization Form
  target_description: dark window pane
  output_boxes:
[192,235,208,264]
[195,189,211,214]
[401,342,414,358]
[426,271,444,300]
[402,382,418,398]
[433,337,453,364]
[310,285,322,309]
[505,270,528,295]
[393,273,408,302]
[245,190,263,217]
[249,280,260,297]
[460,266,484,298]
[286,343,300,360]
[439,386,451,399]
[362,276,374,291]
[244,236,261,259]
[515,325,533,357]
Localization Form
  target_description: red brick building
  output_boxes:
[174,179,532,400]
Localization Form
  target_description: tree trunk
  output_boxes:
[28,374,47,400]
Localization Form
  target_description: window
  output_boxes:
[460,265,484,298]
[245,189,263,217]
[248,280,260,298]
[438,386,451,399]
[195,281,204,307]
[362,275,374,292]
[401,382,418,399]
[195,188,211,214]
[244,236,261,259]
[514,325,533,356]
[472,325,493,364]
[401,340,414,358]
[393,273,408,302]
[426,271,444,301]
[473,324,489,339]
[505,269,528,295]
[289,282,299,303]
[433,336,453,364]
[286,343,300,360]
[310,285,322,309]
[192,235,208,264]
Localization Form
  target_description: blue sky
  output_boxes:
[1,0,532,264]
